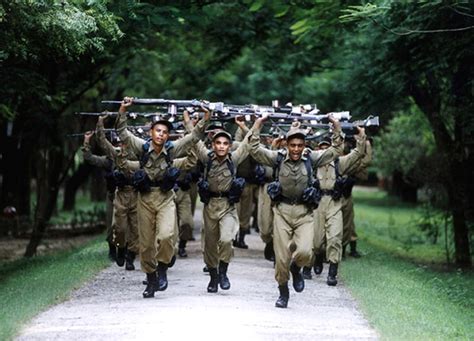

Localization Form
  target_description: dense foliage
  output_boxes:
[0,1,472,264]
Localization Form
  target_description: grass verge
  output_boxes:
[341,188,474,339]
[0,237,110,341]
[342,244,474,339]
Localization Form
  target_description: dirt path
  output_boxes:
[17,212,378,340]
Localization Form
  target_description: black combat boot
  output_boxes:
[108,241,117,262]
[313,254,324,275]
[168,255,176,268]
[116,247,126,267]
[203,264,209,273]
[233,229,249,249]
[157,262,168,291]
[327,262,338,286]
[207,268,218,293]
[290,262,305,293]
[264,240,275,262]
[302,266,312,280]
[218,261,231,290]
[143,272,158,298]
[349,241,361,258]
[125,250,136,271]
[178,239,188,258]
[275,283,289,308]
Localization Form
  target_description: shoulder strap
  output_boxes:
[334,157,341,179]
[303,150,314,187]
[204,151,214,181]
[139,140,151,168]
[272,150,285,180]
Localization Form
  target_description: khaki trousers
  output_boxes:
[203,197,239,268]
[112,186,139,253]
[313,195,343,264]
[273,203,314,285]
[105,192,115,243]
[137,188,177,274]
[341,195,358,246]
[175,188,194,241]
[258,184,273,244]
[237,183,258,231]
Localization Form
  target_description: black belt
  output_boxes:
[280,196,304,205]
[321,189,334,196]
[209,191,229,198]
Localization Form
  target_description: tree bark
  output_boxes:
[24,146,63,257]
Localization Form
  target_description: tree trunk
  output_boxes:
[24,145,63,257]
[63,162,93,211]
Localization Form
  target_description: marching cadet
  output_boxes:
[96,115,139,270]
[258,135,285,262]
[310,129,366,286]
[342,139,373,258]
[248,114,343,308]
[195,117,251,293]
[115,97,209,298]
[82,131,118,264]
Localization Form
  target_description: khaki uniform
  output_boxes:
[258,165,274,244]
[342,140,372,246]
[249,126,343,285]
[81,144,115,244]
[196,139,250,268]
[116,112,206,274]
[313,135,366,264]
[175,185,194,242]
[236,156,259,232]
[96,121,140,253]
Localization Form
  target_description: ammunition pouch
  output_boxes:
[332,177,344,201]
[160,167,180,192]
[267,180,283,202]
[342,177,356,198]
[197,179,211,204]
[104,171,117,194]
[132,169,151,193]
[177,173,193,191]
[228,177,246,204]
[114,170,130,189]
[253,164,267,185]
[302,186,322,210]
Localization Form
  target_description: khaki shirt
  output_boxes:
[196,136,250,193]
[249,126,343,199]
[96,120,138,178]
[82,143,112,169]
[115,112,207,182]
[317,134,366,190]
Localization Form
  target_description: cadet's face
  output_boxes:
[287,138,305,161]
[150,124,169,147]
[212,136,231,158]
[319,144,329,150]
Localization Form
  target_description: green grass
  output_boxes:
[0,237,110,341]
[341,188,474,340]
[342,244,474,340]
[353,189,450,264]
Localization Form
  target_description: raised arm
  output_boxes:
[248,116,278,167]
[310,116,344,168]
[338,128,367,175]
[115,97,146,154]
[96,115,116,159]
[172,106,210,158]
[81,131,111,168]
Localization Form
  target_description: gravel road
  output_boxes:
[17,212,378,341]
